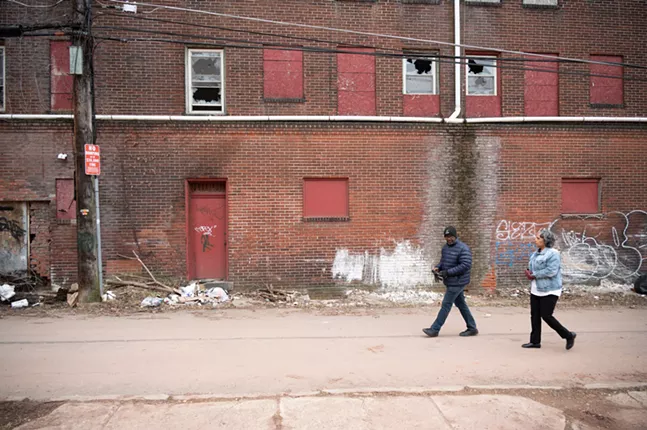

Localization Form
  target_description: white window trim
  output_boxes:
[185,48,225,115]
[0,46,5,112]
[466,55,497,96]
[402,57,438,95]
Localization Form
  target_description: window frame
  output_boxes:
[402,57,438,95]
[466,55,498,96]
[185,48,225,115]
[0,46,5,112]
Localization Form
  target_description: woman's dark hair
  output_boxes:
[539,228,556,248]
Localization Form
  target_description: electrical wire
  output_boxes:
[94,10,595,66]
[5,0,66,8]
[89,28,642,82]
[102,0,647,70]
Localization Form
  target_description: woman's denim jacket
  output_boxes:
[528,247,562,293]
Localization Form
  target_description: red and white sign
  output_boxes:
[84,144,100,175]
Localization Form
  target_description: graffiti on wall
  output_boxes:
[495,211,647,284]
[194,225,216,252]
[0,216,26,242]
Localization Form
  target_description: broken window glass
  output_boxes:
[466,57,496,95]
[404,58,437,94]
[188,50,223,113]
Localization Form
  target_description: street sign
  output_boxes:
[84,144,100,175]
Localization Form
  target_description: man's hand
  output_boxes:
[524,269,536,280]
[440,270,449,278]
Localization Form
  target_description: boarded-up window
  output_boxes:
[303,178,349,219]
[590,55,623,106]
[337,48,375,116]
[56,179,76,220]
[562,179,599,214]
[50,41,73,111]
[524,54,558,116]
[264,48,303,100]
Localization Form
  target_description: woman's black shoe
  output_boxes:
[521,343,541,348]
[566,332,576,350]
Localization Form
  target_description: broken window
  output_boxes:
[0,46,5,111]
[403,57,437,95]
[187,49,224,114]
[466,56,497,96]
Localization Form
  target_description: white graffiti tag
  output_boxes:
[495,220,551,241]
[194,225,217,236]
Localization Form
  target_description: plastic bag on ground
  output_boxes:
[206,287,229,302]
[11,299,29,308]
[181,281,199,297]
[101,291,116,302]
[141,296,163,307]
[0,284,16,301]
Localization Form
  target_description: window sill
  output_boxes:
[303,217,350,222]
[264,98,306,104]
[522,3,559,9]
[56,218,77,225]
[560,213,603,219]
[589,104,625,109]
[464,0,502,6]
[402,0,440,4]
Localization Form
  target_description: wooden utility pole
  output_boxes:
[73,0,100,302]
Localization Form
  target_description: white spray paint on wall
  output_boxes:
[332,241,433,289]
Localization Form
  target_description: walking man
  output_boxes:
[423,226,478,337]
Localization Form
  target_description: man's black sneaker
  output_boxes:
[459,329,479,337]
[566,332,576,350]
[422,328,439,337]
[521,343,541,349]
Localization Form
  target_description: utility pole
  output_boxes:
[73,0,101,302]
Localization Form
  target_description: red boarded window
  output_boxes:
[337,48,375,116]
[56,179,76,220]
[562,179,599,214]
[50,41,73,111]
[263,48,303,100]
[590,55,623,106]
[524,54,558,116]
[303,178,349,219]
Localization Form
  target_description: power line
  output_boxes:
[103,0,647,70]
[93,10,607,66]
[90,31,647,82]
[5,0,67,7]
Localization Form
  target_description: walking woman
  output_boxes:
[523,229,576,350]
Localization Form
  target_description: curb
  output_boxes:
[3,382,646,403]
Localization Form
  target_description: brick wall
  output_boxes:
[29,202,51,279]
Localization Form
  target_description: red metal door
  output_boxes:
[188,189,227,279]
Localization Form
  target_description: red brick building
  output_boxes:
[1,0,646,292]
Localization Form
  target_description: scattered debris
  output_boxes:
[67,292,79,307]
[0,284,16,301]
[11,299,28,308]
[141,296,163,307]
[206,287,229,302]
[101,291,116,302]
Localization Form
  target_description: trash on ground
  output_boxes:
[206,287,229,302]
[101,291,116,302]
[0,284,16,301]
[67,292,79,307]
[181,281,198,298]
[141,296,163,307]
[11,298,29,308]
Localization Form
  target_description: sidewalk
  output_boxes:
[7,388,647,429]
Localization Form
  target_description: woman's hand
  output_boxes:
[525,269,536,280]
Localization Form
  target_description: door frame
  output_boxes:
[185,178,229,280]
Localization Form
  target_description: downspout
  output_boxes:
[448,0,461,120]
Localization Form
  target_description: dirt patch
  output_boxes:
[0,400,63,430]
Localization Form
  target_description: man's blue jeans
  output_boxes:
[431,286,477,332]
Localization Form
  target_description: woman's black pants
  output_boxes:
[530,293,571,344]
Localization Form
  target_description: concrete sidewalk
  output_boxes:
[11,389,647,430]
